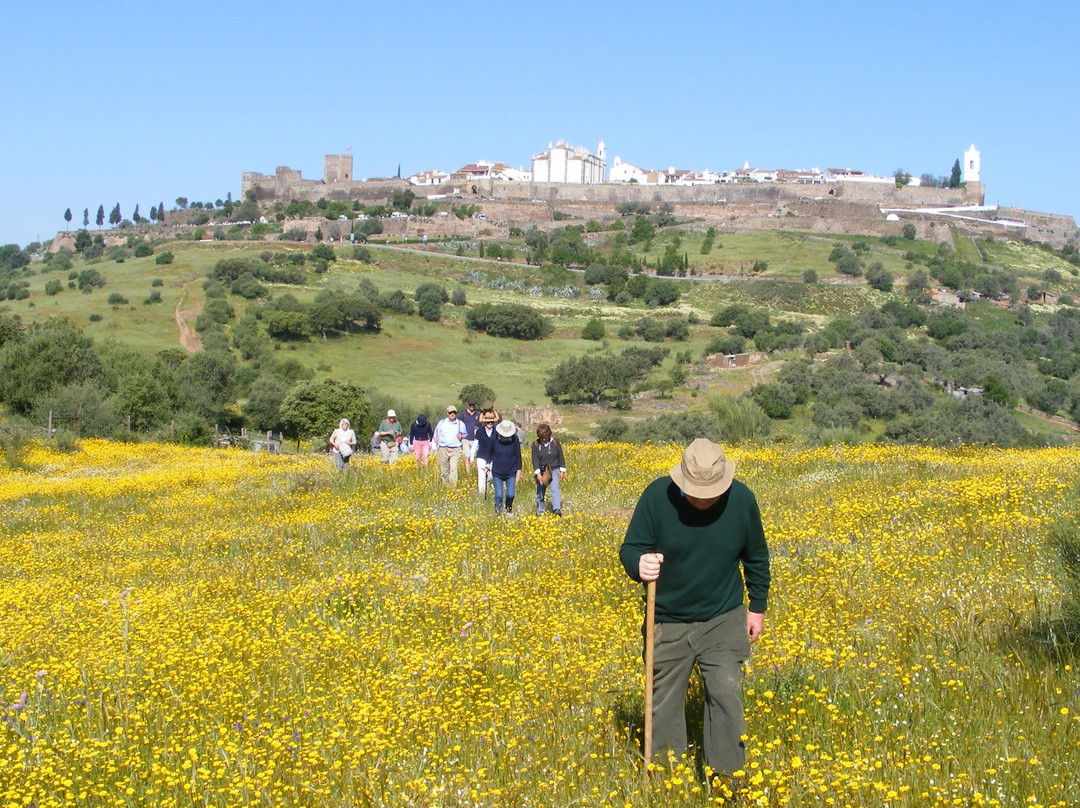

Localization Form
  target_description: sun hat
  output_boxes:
[387,409,396,418]
[495,419,517,438]
[670,438,735,498]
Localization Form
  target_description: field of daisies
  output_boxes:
[1,439,1078,807]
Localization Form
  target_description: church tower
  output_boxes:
[963,144,980,184]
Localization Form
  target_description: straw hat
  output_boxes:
[495,420,517,438]
[669,438,735,498]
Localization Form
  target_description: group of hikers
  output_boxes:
[327,397,567,517]
[332,400,770,792]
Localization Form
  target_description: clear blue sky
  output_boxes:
[2,0,1077,247]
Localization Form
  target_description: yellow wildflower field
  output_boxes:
[1,440,1078,807]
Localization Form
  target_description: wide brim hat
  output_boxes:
[670,438,735,498]
[495,419,517,438]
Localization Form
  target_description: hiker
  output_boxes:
[459,398,481,474]
[619,438,771,784]
[489,419,522,515]
[409,413,434,467]
[329,418,356,471]
[531,422,566,516]
[471,411,498,496]
[433,404,468,485]
[376,409,403,465]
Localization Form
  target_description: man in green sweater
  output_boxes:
[620,438,771,782]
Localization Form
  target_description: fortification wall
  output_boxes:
[995,206,1078,246]
[235,166,1073,248]
[466,178,981,208]
[242,171,408,203]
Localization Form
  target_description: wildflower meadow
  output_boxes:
[1,439,1078,807]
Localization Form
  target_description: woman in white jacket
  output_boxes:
[329,418,357,470]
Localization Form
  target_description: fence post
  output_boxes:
[48,411,53,438]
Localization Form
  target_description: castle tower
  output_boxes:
[963,144,980,184]
[323,154,353,184]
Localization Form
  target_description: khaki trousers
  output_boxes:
[649,605,750,776]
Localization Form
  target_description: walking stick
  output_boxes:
[643,578,656,784]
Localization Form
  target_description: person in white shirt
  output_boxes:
[329,418,356,470]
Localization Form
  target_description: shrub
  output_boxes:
[581,318,606,341]
[133,243,154,258]
[465,303,552,340]
[144,290,163,305]
[77,268,106,292]
[230,274,267,299]
[155,251,174,265]
[107,292,129,306]
[45,280,62,296]
[310,244,336,262]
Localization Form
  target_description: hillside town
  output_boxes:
[402,140,983,189]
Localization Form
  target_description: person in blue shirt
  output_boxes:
[433,405,468,485]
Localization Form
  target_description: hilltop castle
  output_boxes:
[239,144,1077,248]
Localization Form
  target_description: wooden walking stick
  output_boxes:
[643,579,656,784]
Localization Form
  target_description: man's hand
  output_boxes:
[747,611,765,643]
[638,553,664,582]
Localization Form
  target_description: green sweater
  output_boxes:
[620,477,770,623]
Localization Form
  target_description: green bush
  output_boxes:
[465,303,552,340]
[133,243,154,258]
[155,251,174,265]
[581,317,605,341]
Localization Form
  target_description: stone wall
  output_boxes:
[242,170,407,203]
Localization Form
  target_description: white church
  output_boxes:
[531,140,607,184]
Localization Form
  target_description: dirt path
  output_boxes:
[175,280,203,353]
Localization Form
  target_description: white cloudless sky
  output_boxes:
[2,0,1077,246]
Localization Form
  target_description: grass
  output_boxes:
[2,439,1079,807]
[7,232,1080,440]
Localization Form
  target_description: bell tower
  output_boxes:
[963,144,980,184]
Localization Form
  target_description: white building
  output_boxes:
[825,167,894,185]
[407,169,451,187]
[609,156,648,184]
[531,140,606,184]
[450,160,530,183]
[963,144,981,183]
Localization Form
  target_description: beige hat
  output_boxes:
[495,419,517,438]
[670,438,735,498]
[446,404,458,413]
